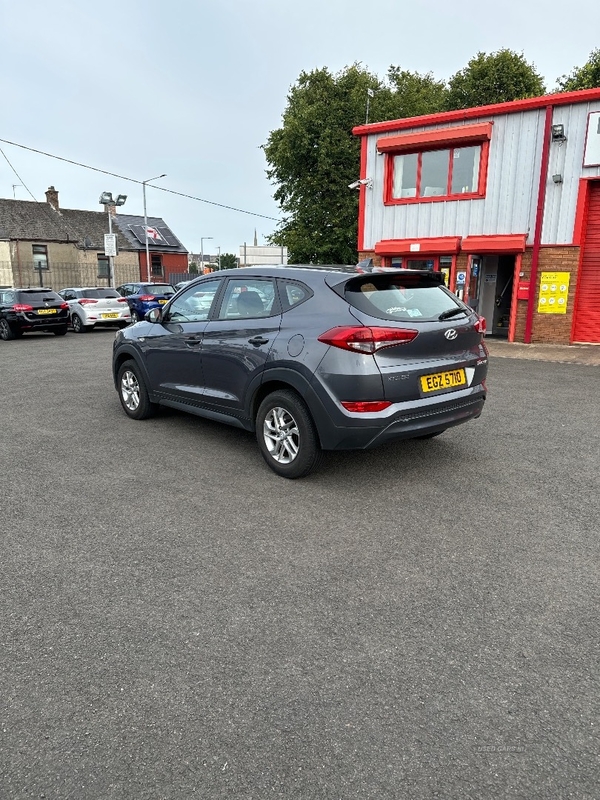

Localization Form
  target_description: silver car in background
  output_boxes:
[58,287,131,332]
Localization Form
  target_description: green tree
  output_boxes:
[219,253,238,270]
[264,64,447,263]
[445,49,545,110]
[557,48,600,91]
[188,261,198,274]
[387,66,447,117]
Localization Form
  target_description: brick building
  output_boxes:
[352,89,600,344]
[0,187,188,291]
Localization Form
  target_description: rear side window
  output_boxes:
[344,276,464,322]
[278,280,312,310]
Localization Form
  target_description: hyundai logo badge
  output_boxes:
[444,328,458,340]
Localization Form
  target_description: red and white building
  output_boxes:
[352,88,600,344]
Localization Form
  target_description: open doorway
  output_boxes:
[469,254,515,337]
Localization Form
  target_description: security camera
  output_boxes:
[348,178,372,190]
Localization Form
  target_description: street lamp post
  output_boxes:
[99,191,127,287]
[216,246,221,270]
[200,237,213,273]
[143,174,167,283]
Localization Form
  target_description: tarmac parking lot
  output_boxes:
[1,330,599,799]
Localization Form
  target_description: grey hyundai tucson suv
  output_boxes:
[112,267,488,478]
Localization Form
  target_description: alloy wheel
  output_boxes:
[120,369,141,411]
[263,406,300,464]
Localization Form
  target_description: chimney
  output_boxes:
[103,204,118,218]
[45,186,59,211]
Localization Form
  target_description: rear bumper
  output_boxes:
[311,385,486,450]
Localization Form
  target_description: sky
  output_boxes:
[1,0,599,259]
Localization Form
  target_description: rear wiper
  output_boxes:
[438,306,468,320]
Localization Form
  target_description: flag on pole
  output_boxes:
[145,226,164,242]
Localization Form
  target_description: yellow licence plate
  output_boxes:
[37,308,57,315]
[420,368,466,393]
[158,299,168,304]
[101,313,119,319]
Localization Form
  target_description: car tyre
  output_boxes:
[117,359,158,420]
[72,314,91,333]
[0,319,16,340]
[256,390,323,479]
[53,326,68,336]
[130,309,140,323]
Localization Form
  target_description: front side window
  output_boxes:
[389,143,484,202]
[167,280,221,323]
[32,245,49,270]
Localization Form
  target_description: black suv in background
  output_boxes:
[0,288,69,339]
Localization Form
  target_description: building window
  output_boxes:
[97,255,110,278]
[151,254,163,276]
[388,143,485,204]
[32,245,49,270]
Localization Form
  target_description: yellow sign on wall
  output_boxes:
[538,272,570,314]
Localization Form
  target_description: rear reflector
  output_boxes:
[318,326,418,354]
[341,400,392,413]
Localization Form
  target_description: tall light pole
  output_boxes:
[200,236,213,273]
[100,191,127,287]
[216,246,221,270]
[143,174,166,283]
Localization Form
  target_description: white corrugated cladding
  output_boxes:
[363,103,600,250]
[542,102,600,243]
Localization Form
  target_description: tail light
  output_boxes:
[13,303,33,311]
[318,326,418,354]
[474,315,486,334]
[60,302,69,310]
[139,294,155,301]
[79,298,98,305]
[117,298,128,303]
[341,401,391,413]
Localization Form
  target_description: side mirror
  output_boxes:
[145,307,163,323]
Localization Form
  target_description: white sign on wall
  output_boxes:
[583,111,600,167]
[104,234,118,257]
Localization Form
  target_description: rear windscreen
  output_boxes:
[344,276,466,322]
[81,289,120,299]
[18,291,61,302]
[144,284,176,294]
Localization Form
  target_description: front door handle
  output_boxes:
[248,336,269,346]
[185,337,203,347]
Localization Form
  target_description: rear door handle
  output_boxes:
[248,336,269,346]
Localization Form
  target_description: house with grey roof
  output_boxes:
[0,187,188,290]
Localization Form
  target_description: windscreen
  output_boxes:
[344,275,466,322]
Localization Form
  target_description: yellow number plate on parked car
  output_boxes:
[420,368,466,393]
[101,313,119,319]
[158,299,168,304]
[37,308,57,315]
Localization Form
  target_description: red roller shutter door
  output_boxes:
[573,182,600,343]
